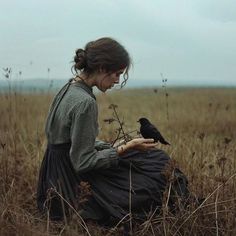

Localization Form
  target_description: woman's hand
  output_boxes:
[116,138,157,155]
[128,138,157,151]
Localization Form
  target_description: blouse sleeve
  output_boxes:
[69,99,119,174]
[95,140,112,151]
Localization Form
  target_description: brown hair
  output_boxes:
[72,37,131,87]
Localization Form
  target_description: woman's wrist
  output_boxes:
[116,141,132,155]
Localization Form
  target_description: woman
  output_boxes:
[37,37,188,225]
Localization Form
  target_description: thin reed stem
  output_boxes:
[129,162,133,235]
[215,184,219,236]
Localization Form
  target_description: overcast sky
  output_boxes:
[0,0,236,86]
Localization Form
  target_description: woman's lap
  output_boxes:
[80,149,189,225]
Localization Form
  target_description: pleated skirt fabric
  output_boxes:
[37,143,80,221]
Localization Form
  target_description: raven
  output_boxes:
[138,117,170,145]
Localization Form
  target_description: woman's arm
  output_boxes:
[70,99,119,173]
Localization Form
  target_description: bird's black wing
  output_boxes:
[141,124,170,145]
[141,124,161,142]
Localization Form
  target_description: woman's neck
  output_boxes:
[74,73,96,87]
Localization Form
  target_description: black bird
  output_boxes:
[138,117,170,145]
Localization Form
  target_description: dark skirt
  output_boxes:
[37,143,80,221]
[80,149,189,226]
[37,145,189,224]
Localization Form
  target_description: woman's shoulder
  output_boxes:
[70,84,95,102]
[67,89,97,115]
[51,82,96,115]
[66,82,94,101]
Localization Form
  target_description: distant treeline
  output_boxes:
[1,78,233,93]
[0,79,67,93]
[0,78,157,93]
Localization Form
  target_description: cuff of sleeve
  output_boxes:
[97,147,120,168]
[95,140,112,151]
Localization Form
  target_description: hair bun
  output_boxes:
[74,48,86,70]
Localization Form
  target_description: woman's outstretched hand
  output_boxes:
[116,138,157,155]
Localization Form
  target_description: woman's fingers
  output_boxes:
[144,142,158,147]
[142,143,158,150]
[142,138,155,143]
[127,138,157,151]
[133,138,154,144]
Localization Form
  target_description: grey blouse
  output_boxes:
[45,80,119,174]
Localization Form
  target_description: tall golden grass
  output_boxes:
[0,87,235,235]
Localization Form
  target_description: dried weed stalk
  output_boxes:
[104,104,134,146]
[161,73,169,122]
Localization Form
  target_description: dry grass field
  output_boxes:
[0,86,235,235]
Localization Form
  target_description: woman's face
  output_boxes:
[96,69,125,92]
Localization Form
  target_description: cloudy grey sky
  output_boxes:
[0,0,236,86]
